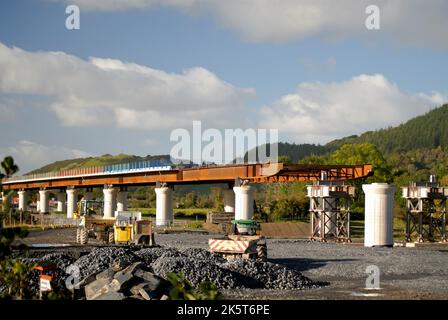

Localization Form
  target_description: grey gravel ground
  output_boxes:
[154,233,448,299]
[15,233,319,294]
[15,229,448,299]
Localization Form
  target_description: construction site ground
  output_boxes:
[17,227,448,300]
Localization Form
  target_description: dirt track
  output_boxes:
[17,228,448,300]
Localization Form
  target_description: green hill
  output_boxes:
[326,104,448,154]
[247,104,448,162]
[28,154,171,174]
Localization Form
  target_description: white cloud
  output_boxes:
[0,140,92,173]
[0,42,254,130]
[57,0,448,48]
[259,74,447,144]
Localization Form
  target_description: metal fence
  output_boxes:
[37,215,79,228]
[3,159,186,183]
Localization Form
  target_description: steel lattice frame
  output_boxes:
[405,196,446,243]
[308,183,353,242]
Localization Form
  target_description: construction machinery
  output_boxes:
[113,211,154,245]
[75,200,115,245]
[74,200,154,246]
[208,219,267,261]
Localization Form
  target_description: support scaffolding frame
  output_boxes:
[403,181,448,243]
[308,180,355,242]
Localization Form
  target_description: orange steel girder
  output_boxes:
[1,163,373,190]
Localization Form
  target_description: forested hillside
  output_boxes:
[326,104,448,154]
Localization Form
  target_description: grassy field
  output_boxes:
[350,217,407,240]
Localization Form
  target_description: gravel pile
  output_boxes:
[222,259,317,290]
[11,245,318,295]
[73,247,140,279]
[37,252,76,271]
[178,247,227,264]
[150,254,251,289]
[134,247,182,265]
[138,246,315,290]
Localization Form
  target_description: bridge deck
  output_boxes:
[1,163,373,190]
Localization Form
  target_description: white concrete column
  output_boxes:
[18,190,27,211]
[116,191,128,212]
[223,188,235,213]
[362,183,396,247]
[36,192,40,213]
[66,188,77,219]
[233,185,254,220]
[155,187,173,226]
[103,187,116,218]
[56,192,66,212]
[39,189,49,213]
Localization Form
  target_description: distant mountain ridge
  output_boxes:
[326,104,448,154]
[249,103,448,162]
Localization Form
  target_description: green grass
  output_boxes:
[185,221,204,229]
[350,218,407,240]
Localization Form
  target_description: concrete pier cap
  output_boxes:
[362,183,396,247]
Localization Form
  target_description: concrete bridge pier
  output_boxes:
[103,186,116,218]
[38,189,49,214]
[36,192,40,213]
[223,187,235,213]
[233,184,254,220]
[116,187,128,212]
[18,190,27,211]
[66,188,77,219]
[155,186,173,226]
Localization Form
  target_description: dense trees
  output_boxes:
[0,156,20,213]
[327,104,448,154]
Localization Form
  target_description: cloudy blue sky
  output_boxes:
[0,0,447,172]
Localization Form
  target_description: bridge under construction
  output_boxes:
[1,162,373,226]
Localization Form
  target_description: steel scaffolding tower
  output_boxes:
[402,176,448,243]
[307,178,355,242]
